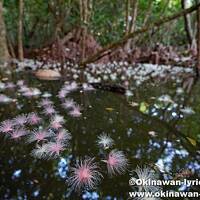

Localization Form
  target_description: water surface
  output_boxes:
[0,70,199,199]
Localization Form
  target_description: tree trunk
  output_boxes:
[0,0,10,63]
[182,0,195,45]
[125,0,130,35]
[18,0,24,61]
[79,0,92,62]
[125,0,138,52]
[128,0,138,34]
[142,0,154,27]
[7,36,16,58]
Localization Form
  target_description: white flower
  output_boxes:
[176,87,184,95]
[125,90,133,97]
[131,166,161,193]
[42,92,52,98]
[97,133,114,149]
[158,95,173,103]
[31,144,47,159]
[180,107,195,115]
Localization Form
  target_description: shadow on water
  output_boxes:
[0,71,199,199]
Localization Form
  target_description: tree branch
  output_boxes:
[80,3,200,66]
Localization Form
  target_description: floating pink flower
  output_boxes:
[103,150,128,176]
[55,129,71,143]
[68,158,102,191]
[13,114,28,126]
[39,98,53,107]
[62,99,75,109]
[10,128,27,140]
[50,119,63,130]
[27,112,41,125]
[17,80,25,86]
[6,82,16,89]
[58,90,68,99]
[69,105,82,117]
[51,121,62,129]
[18,85,28,93]
[64,82,78,92]
[0,94,12,103]
[27,129,53,143]
[43,105,56,116]
[43,141,66,159]
[22,87,41,97]
[0,120,14,133]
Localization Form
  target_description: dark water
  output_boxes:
[0,71,200,200]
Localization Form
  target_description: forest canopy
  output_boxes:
[2,0,194,47]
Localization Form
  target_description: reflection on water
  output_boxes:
[0,71,199,199]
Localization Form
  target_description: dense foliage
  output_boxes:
[2,0,197,49]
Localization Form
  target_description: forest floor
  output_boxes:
[22,29,197,69]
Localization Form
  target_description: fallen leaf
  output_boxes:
[105,107,114,112]
[186,137,196,146]
[139,102,148,114]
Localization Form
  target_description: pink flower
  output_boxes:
[6,82,16,89]
[18,85,28,93]
[68,158,102,191]
[10,128,27,140]
[103,150,128,176]
[43,105,56,116]
[23,90,34,97]
[27,129,53,143]
[69,105,82,117]
[58,90,68,99]
[51,121,62,129]
[64,82,78,92]
[43,141,67,159]
[62,99,75,109]
[55,129,71,143]
[17,80,25,86]
[39,98,53,107]
[0,120,14,133]
[13,114,27,126]
[0,94,12,103]
[27,112,41,125]
[50,119,63,130]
